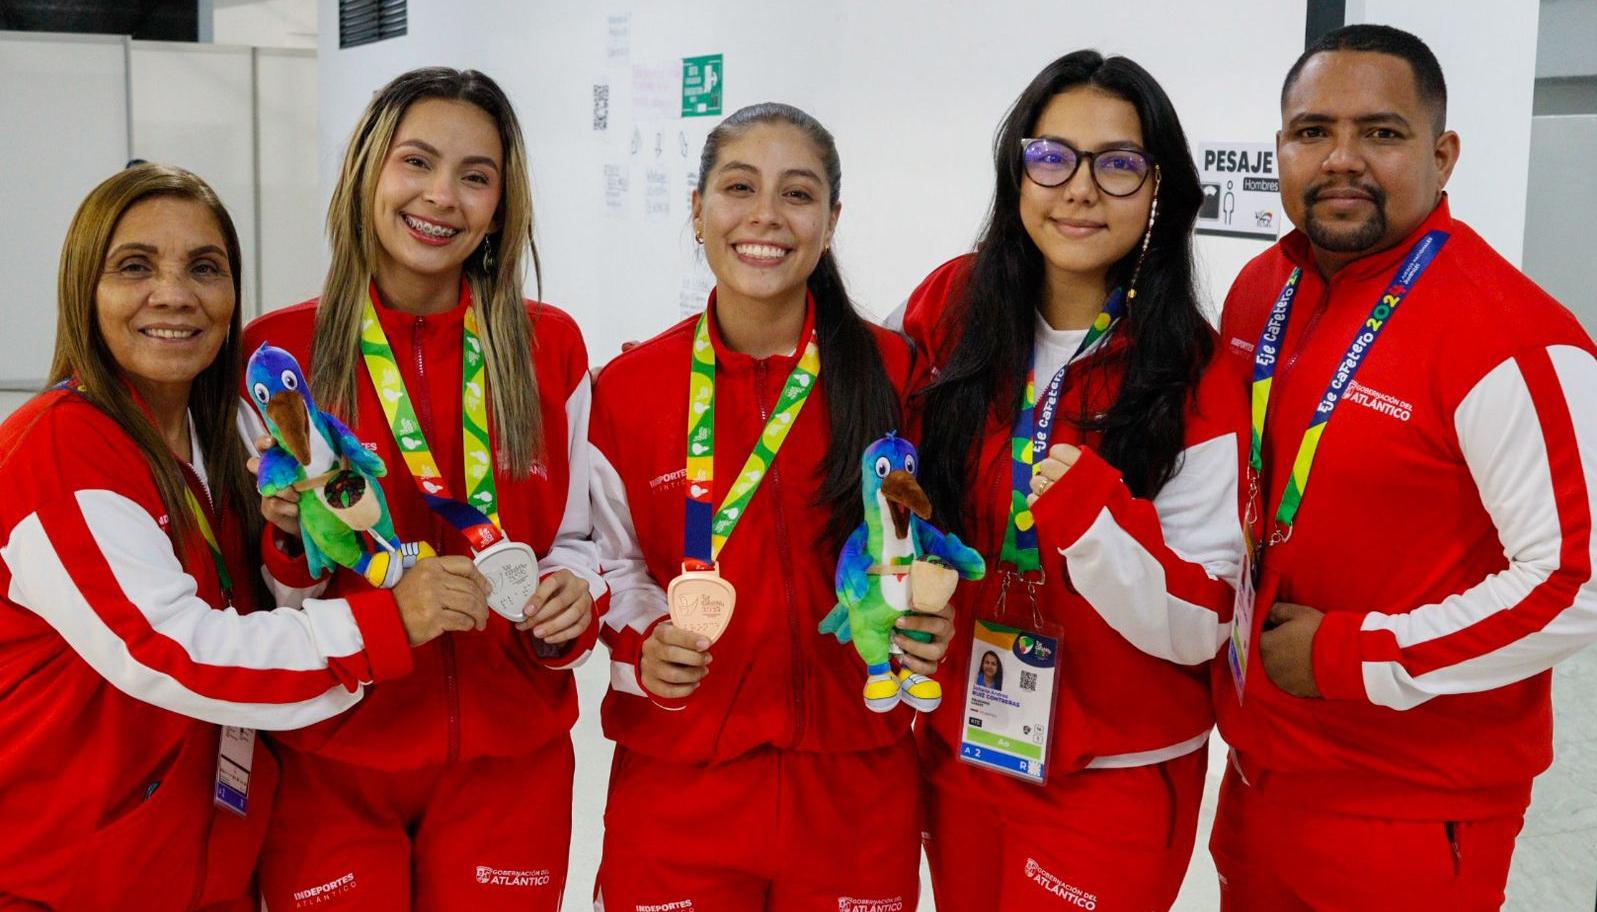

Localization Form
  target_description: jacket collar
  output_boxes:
[369,278,473,335]
[1280,194,1454,284]
[702,287,819,372]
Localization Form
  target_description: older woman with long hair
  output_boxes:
[243,68,605,910]
[0,164,480,909]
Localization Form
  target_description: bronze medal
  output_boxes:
[667,562,737,644]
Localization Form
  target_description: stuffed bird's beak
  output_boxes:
[880,469,933,538]
[265,391,311,465]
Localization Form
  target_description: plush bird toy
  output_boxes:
[247,343,433,588]
[820,434,985,713]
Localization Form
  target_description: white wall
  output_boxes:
[0,33,317,421]
[1348,0,1541,266]
[213,0,317,50]
[130,41,260,308]
[316,1,1306,364]
[0,33,129,391]
[258,48,326,311]
[1524,114,1597,326]
[1535,0,1597,78]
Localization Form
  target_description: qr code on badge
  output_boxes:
[1019,670,1037,692]
[592,84,610,131]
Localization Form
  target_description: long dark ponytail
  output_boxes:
[917,50,1211,535]
[697,103,899,550]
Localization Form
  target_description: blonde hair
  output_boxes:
[312,67,543,474]
[46,163,256,552]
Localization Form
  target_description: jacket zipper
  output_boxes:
[1279,276,1332,378]
[757,359,806,746]
[413,316,461,765]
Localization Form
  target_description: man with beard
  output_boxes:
[1211,24,1597,911]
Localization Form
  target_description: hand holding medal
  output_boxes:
[360,287,559,647]
[664,313,822,654]
[513,568,596,650]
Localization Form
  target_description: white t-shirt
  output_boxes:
[1032,310,1090,395]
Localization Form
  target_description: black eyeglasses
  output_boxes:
[1020,138,1155,197]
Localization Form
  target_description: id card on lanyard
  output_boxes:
[360,283,544,627]
[959,290,1122,785]
[960,580,1061,784]
[1227,230,1448,701]
[177,460,257,817]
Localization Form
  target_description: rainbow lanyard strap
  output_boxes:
[1248,229,1449,549]
[1000,289,1125,574]
[179,463,234,604]
[683,311,821,566]
[360,283,502,552]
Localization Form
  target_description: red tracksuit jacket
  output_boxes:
[902,255,1248,792]
[1217,197,1597,821]
[242,285,607,770]
[592,293,925,763]
[0,390,411,909]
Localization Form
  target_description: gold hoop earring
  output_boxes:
[480,235,496,272]
[1126,166,1161,302]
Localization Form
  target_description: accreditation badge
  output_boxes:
[668,562,736,645]
[959,598,1059,785]
[214,725,256,817]
[474,538,541,622]
[1227,548,1257,703]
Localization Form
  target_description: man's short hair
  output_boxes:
[1281,24,1447,134]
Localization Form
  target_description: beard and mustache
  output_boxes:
[1301,180,1389,253]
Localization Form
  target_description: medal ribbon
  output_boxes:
[1249,230,1448,544]
[1000,289,1125,573]
[360,283,502,552]
[684,310,821,565]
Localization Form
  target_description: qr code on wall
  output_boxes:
[1019,670,1037,692]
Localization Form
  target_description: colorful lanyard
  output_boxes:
[52,377,234,600]
[1248,230,1449,547]
[360,283,502,553]
[683,310,821,566]
[1000,289,1125,573]
[178,462,234,603]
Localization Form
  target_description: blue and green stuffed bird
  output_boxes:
[247,343,432,588]
[820,434,985,712]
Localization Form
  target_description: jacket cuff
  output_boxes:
[261,527,322,590]
[1030,446,1125,552]
[531,585,607,670]
[347,589,413,683]
[636,614,689,711]
[1311,609,1369,702]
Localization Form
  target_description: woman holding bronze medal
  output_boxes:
[243,69,605,910]
[902,51,1249,909]
[589,103,950,908]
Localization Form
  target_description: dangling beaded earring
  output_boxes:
[1126,166,1161,302]
[480,235,496,272]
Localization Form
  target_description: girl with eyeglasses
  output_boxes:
[243,68,604,910]
[902,50,1249,909]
